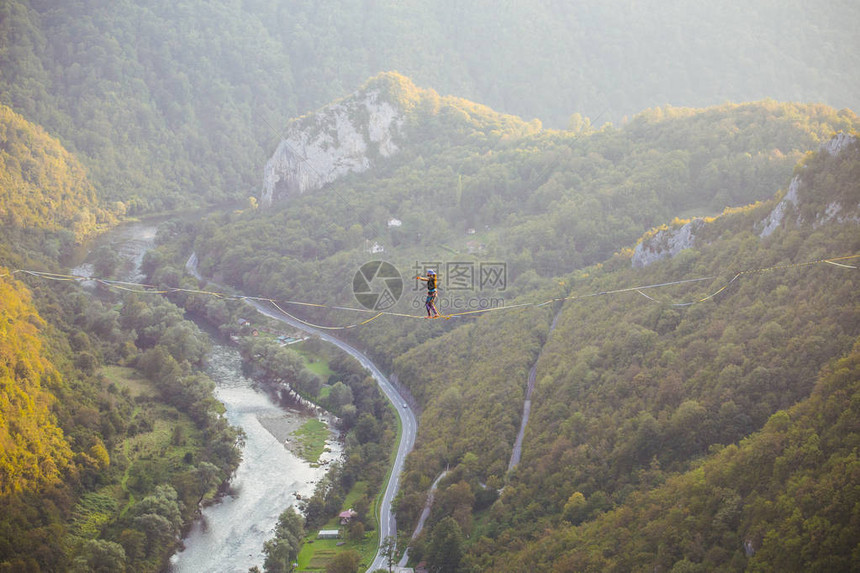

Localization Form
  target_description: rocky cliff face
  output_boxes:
[261,86,404,206]
[633,133,858,267]
[758,132,858,236]
[821,131,856,156]
[758,175,800,238]
[631,218,705,268]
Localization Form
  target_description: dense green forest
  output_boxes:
[2,1,860,569]
[0,0,295,211]
[185,78,859,570]
[385,136,860,572]
[0,101,241,571]
[1,0,857,212]
[0,104,115,240]
[457,139,860,571]
[191,75,856,325]
[496,339,860,572]
[0,267,74,496]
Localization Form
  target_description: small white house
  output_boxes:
[317,530,340,539]
[388,218,402,228]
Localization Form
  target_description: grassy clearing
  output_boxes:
[121,409,200,488]
[318,385,332,400]
[110,377,202,516]
[102,367,202,481]
[291,418,330,464]
[293,343,336,379]
[295,480,380,570]
[342,481,368,510]
[305,358,335,378]
[296,532,377,571]
[101,365,156,398]
[353,535,378,570]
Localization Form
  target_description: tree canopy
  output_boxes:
[1,0,858,211]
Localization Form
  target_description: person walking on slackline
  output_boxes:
[415,269,440,318]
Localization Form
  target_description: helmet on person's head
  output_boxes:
[427,269,436,275]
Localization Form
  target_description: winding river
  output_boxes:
[186,254,418,572]
[72,221,343,573]
[168,341,341,573]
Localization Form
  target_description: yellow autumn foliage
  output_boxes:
[0,268,74,495]
[0,104,115,241]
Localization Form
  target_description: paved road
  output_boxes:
[246,300,417,572]
[186,254,417,570]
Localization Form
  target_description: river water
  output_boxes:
[71,220,342,573]
[169,343,341,573]
[69,219,158,282]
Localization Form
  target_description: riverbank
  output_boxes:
[185,252,416,571]
[168,337,341,572]
[246,298,418,572]
[70,218,344,573]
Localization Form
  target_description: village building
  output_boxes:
[338,509,358,524]
[317,529,340,540]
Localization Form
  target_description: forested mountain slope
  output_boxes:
[2,0,857,211]
[0,0,857,569]
[0,97,240,572]
[0,108,106,505]
[503,340,860,572]
[191,75,856,318]
[0,104,115,240]
[180,74,860,570]
[0,270,74,496]
[0,0,295,211]
[403,135,860,571]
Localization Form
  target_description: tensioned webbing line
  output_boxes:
[2,253,858,330]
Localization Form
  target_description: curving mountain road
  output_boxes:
[185,253,418,571]
[188,253,416,572]
[249,301,416,571]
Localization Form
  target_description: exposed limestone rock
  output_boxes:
[758,175,800,238]
[261,89,404,206]
[815,200,860,227]
[816,133,860,226]
[821,132,856,156]
[631,218,704,268]
[632,132,856,268]
[759,132,857,236]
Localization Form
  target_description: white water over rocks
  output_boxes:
[169,344,341,573]
[71,219,343,573]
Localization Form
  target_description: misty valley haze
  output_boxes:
[0,2,859,572]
